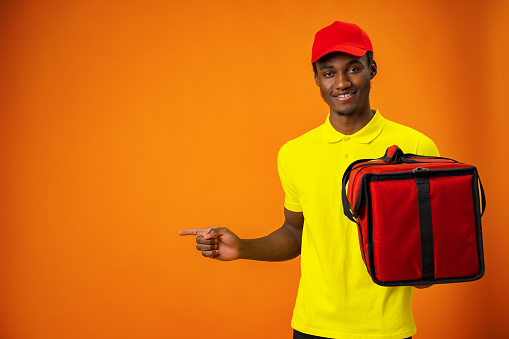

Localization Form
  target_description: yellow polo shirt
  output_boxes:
[277,110,439,338]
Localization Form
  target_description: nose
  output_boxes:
[335,73,351,89]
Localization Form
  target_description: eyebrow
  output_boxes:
[319,59,364,70]
[319,65,334,70]
[346,59,363,66]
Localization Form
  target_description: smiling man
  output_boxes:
[315,51,376,135]
[180,21,439,339]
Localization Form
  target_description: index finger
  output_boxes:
[178,228,213,236]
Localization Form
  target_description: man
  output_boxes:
[180,21,438,339]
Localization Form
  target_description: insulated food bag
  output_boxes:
[341,145,485,286]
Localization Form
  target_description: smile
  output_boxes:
[333,91,356,100]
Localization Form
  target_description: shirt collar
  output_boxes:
[322,109,385,144]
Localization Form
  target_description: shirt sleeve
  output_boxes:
[416,133,440,157]
[277,143,302,212]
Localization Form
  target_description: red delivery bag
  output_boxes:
[341,145,485,286]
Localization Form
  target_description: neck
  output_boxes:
[329,107,374,135]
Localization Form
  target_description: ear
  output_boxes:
[370,60,377,79]
[314,72,319,86]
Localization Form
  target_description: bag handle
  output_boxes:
[383,145,404,163]
[383,145,462,164]
[342,158,368,224]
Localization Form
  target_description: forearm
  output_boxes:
[238,224,302,262]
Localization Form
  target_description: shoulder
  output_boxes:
[381,119,439,156]
[279,124,324,156]
[383,118,422,136]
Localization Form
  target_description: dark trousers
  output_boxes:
[293,329,412,339]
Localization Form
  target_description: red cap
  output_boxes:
[311,21,373,63]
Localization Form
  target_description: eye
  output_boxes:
[323,71,334,77]
[348,67,360,73]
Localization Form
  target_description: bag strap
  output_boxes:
[342,158,371,223]
[413,168,435,280]
[341,145,404,222]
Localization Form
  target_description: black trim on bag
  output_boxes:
[364,176,378,280]
[373,273,486,287]
[368,167,478,182]
[471,169,486,279]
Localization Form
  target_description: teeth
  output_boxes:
[335,93,353,98]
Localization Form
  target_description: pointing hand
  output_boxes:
[179,227,241,261]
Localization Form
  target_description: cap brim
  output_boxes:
[312,44,368,63]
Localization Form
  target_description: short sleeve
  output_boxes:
[416,134,440,157]
[277,143,302,212]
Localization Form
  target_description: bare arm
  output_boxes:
[179,208,304,262]
[239,208,304,261]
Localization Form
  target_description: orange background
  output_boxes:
[1,0,508,338]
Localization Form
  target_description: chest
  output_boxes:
[291,141,396,209]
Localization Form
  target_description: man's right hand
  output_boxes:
[179,227,241,261]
